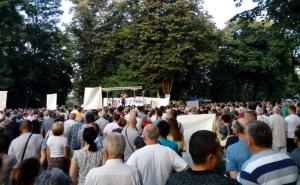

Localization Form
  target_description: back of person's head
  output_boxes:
[143,124,159,141]
[247,120,272,149]
[83,127,98,152]
[189,130,220,165]
[112,113,120,122]
[233,118,247,135]
[256,106,264,115]
[244,111,257,121]
[69,113,76,120]
[272,106,281,114]
[20,120,33,132]
[52,122,64,136]
[117,106,124,113]
[289,105,296,113]
[157,120,170,138]
[118,118,127,127]
[48,111,56,118]
[168,118,182,141]
[156,110,163,117]
[88,123,100,134]
[221,114,231,123]
[85,112,95,124]
[11,158,40,185]
[35,168,70,185]
[103,132,125,159]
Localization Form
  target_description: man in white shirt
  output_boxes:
[85,132,142,185]
[268,106,287,152]
[103,113,120,137]
[8,120,47,164]
[285,105,300,152]
[126,124,188,185]
[256,106,269,125]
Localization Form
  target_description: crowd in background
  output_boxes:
[0,100,300,185]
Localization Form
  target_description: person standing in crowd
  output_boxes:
[85,133,142,185]
[289,125,300,173]
[268,106,287,152]
[10,158,40,185]
[42,110,56,137]
[226,118,251,179]
[63,113,78,145]
[285,105,300,152]
[153,110,163,125]
[168,118,185,155]
[8,120,47,164]
[95,110,109,137]
[77,112,96,148]
[157,120,179,153]
[256,106,269,125]
[69,127,102,185]
[46,122,70,174]
[238,121,298,184]
[121,115,140,162]
[103,113,120,137]
[0,134,17,185]
[166,130,233,185]
[69,116,83,151]
[126,124,188,185]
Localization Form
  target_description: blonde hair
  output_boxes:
[52,122,64,136]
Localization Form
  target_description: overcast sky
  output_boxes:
[59,0,257,29]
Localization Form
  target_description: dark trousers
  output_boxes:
[287,138,297,152]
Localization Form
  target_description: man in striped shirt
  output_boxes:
[237,120,298,185]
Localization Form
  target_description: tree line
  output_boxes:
[0,0,299,107]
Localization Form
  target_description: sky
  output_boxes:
[59,0,257,29]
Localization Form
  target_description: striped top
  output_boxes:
[237,149,298,185]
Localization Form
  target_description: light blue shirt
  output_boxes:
[158,138,178,153]
[226,140,251,172]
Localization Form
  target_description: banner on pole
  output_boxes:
[0,91,8,111]
[83,87,102,110]
[47,93,57,110]
[177,114,215,166]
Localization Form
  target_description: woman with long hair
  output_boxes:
[69,127,102,185]
[167,118,185,155]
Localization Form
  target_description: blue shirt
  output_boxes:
[289,147,300,174]
[226,140,251,173]
[158,138,178,153]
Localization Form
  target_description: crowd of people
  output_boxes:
[0,100,299,185]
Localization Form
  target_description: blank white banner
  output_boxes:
[47,93,57,110]
[83,87,102,110]
[0,91,8,111]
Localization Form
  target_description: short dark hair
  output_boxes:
[85,112,95,123]
[247,120,272,148]
[189,130,219,164]
[289,105,296,113]
[157,120,169,138]
[156,110,163,117]
[112,113,120,122]
[221,114,231,123]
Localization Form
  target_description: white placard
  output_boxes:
[47,93,57,110]
[186,100,199,108]
[103,97,144,107]
[0,91,8,111]
[178,114,215,166]
[83,87,102,110]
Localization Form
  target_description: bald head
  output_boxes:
[143,124,159,142]
[272,106,281,114]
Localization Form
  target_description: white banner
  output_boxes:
[103,97,144,107]
[0,91,8,111]
[178,114,215,166]
[47,93,57,110]
[83,87,102,110]
[186,100,199,108]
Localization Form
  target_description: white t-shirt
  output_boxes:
[285,114,300,138]
[103,122,120,136]
[46,135,68,158]
[126,144,188,185]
